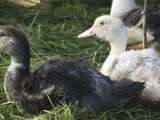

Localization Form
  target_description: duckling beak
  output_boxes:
[78,27,95,38]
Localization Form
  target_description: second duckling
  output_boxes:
[78,15,160,108]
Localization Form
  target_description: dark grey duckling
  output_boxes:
[0,25,144,113]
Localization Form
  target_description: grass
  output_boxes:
[0,0,160,119]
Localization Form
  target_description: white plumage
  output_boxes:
[110,0,137,18]
[108,48,160,101]
[78,15,160,102]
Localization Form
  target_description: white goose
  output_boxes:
[78,15,160,105]
[110,0,160,49]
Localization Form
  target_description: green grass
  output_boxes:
[0,0,160,119]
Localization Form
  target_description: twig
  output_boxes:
[143,0,148,49]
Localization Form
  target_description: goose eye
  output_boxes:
[100,21,104,26]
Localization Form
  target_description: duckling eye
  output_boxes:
[100,21,104,26]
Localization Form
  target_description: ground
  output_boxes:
[0,0,160,120]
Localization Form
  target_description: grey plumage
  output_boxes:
[122,6,160,48]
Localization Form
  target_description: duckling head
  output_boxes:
[0,25,30,64]
[78,15,128,44]
[0,25,27,54]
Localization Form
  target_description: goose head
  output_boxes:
[78,15,128,54]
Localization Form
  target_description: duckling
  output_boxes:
[78,15,160,107]
[0,25,144,113]
[110,0,160,50]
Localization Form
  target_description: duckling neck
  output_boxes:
[100,37,127,76]
[110,0,137,18]
[110,40,126,55]
[9,53,30,72]
[4,43,30,102]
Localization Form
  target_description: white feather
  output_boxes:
[8,62,24,72]
[110,0,136,18]
[41,85,55,95]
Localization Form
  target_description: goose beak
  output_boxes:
[78,27,95,38]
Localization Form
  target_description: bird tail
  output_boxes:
[112,79,145,100]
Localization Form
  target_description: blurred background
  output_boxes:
[1,0,160,24]
[4,0,160,7]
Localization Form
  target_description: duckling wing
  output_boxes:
[26,59,115,112]
[22,59,144,113]
[109,49,159,81]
